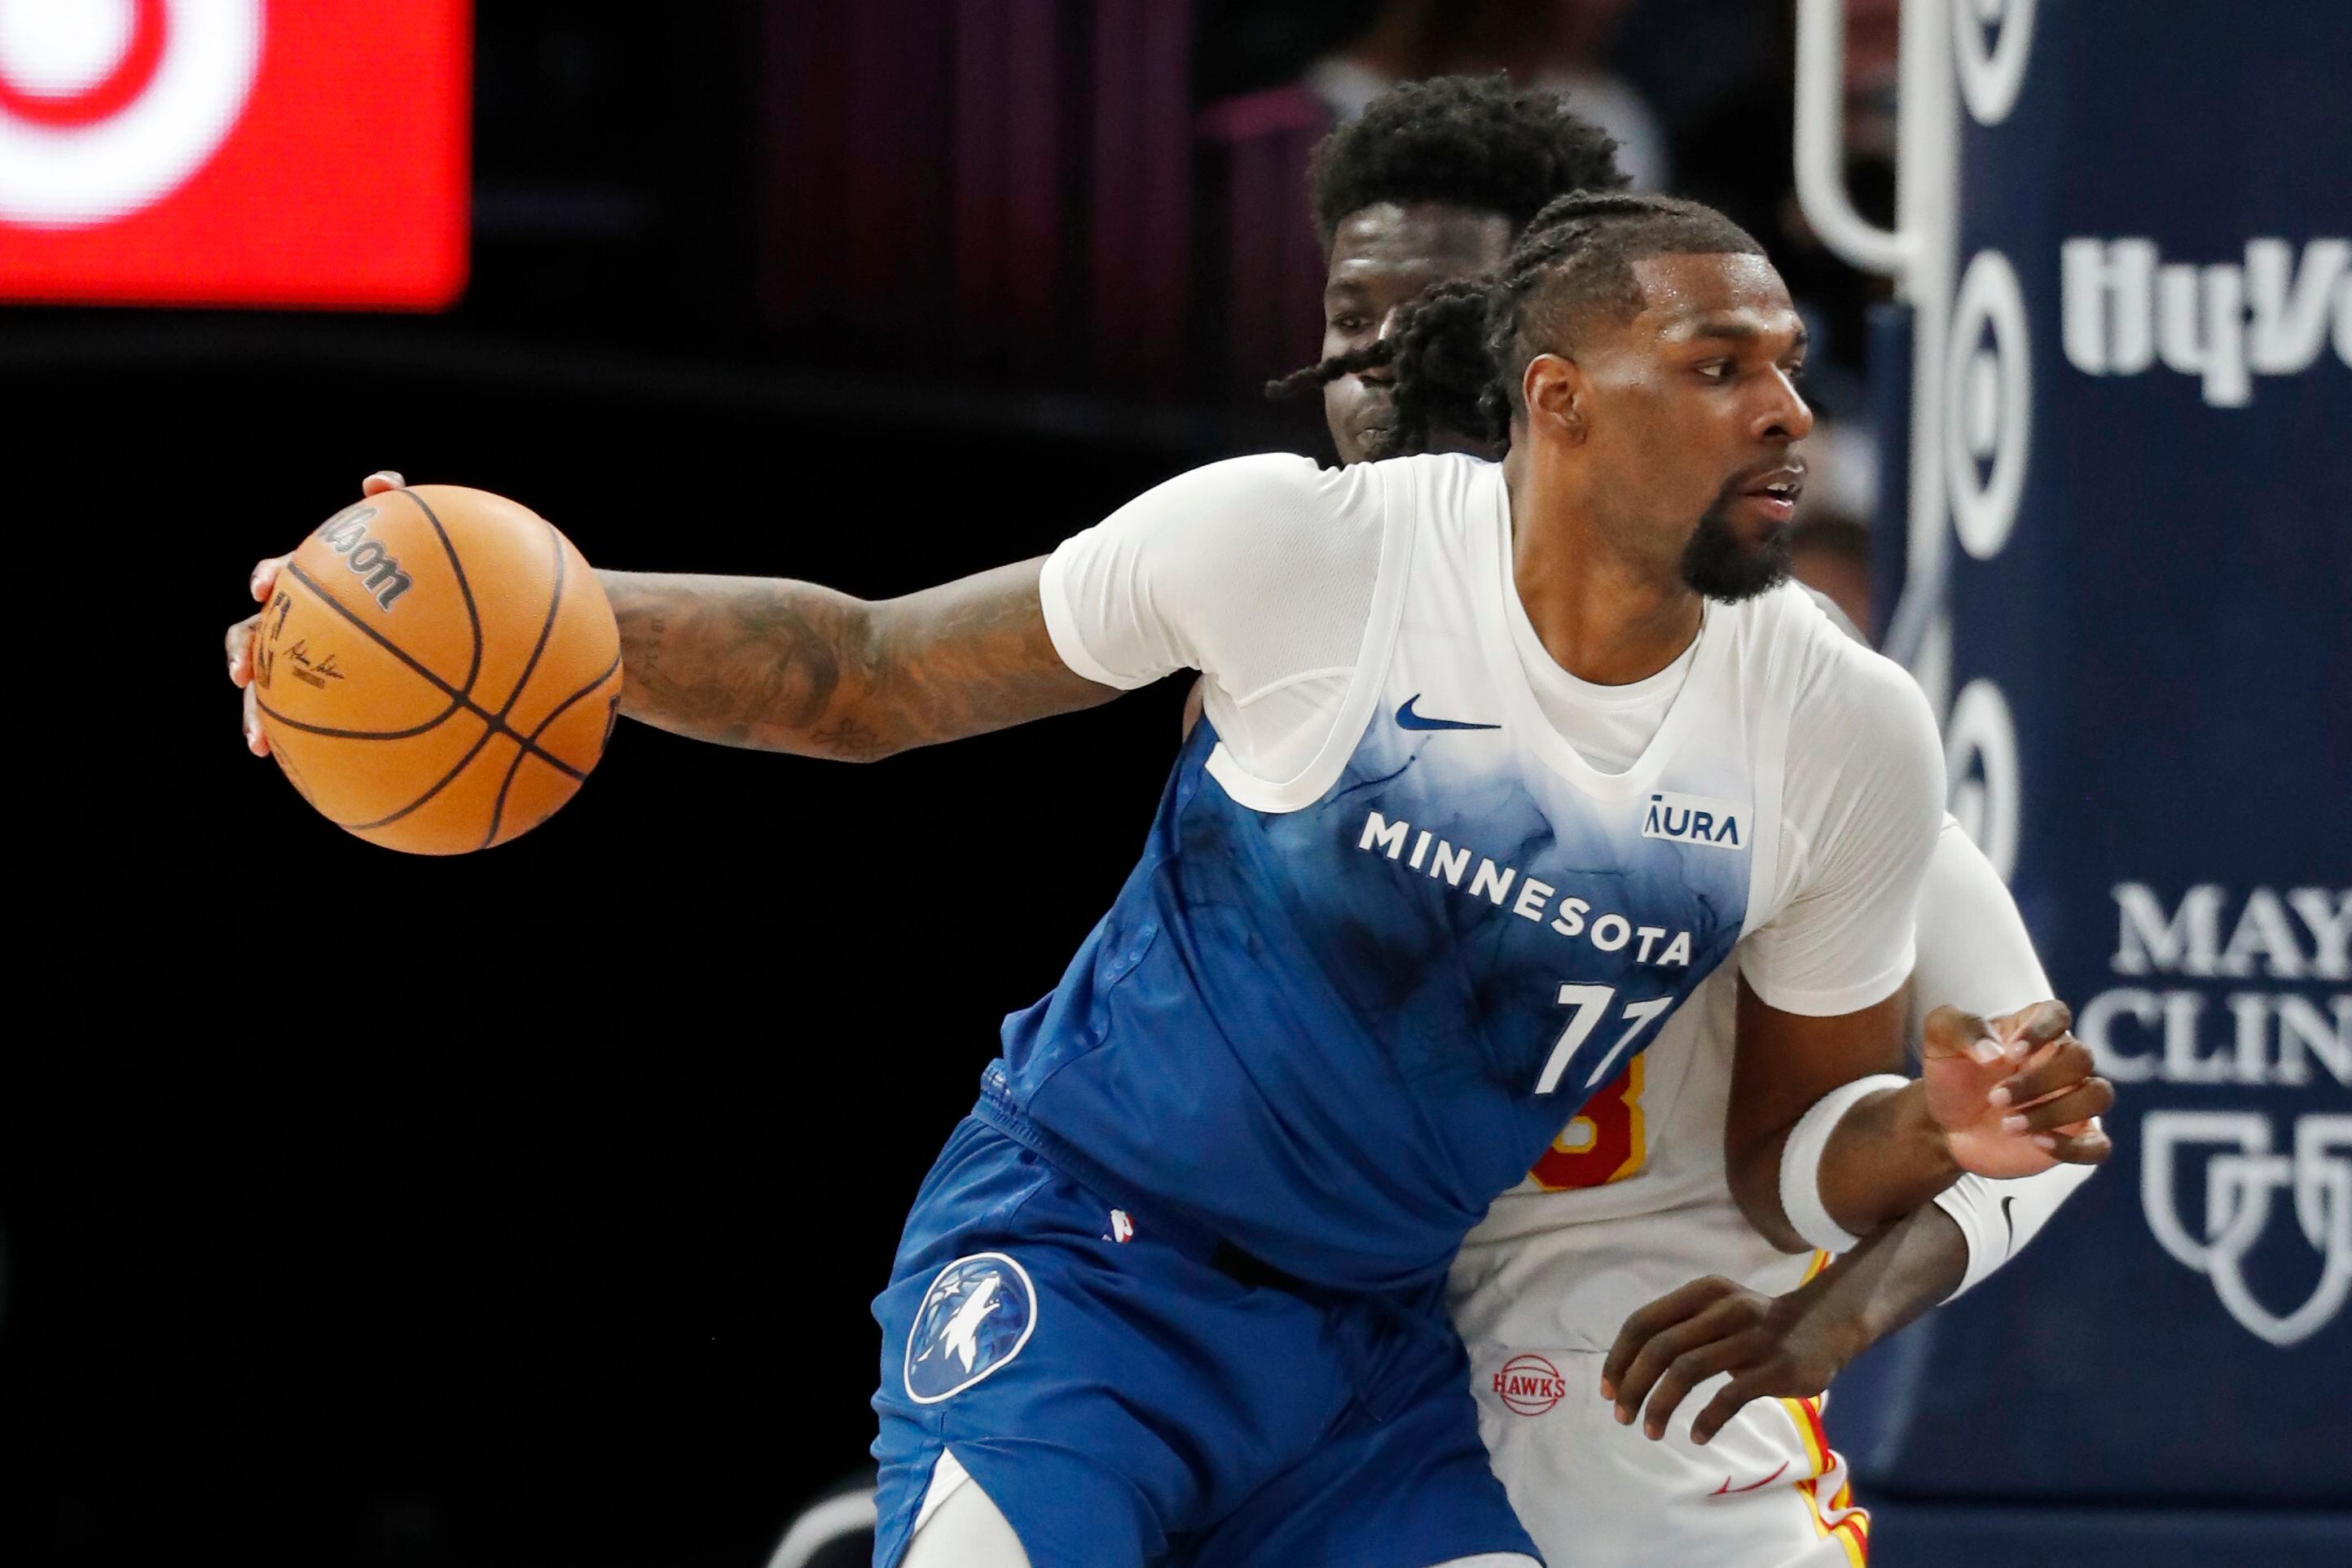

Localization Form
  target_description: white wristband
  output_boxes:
[1778,1074,1912,1254]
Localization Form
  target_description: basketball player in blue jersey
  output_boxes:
[226,190,2111,1566]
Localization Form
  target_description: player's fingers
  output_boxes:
[1921,1005,2005,1065]
[2001,1078,2114,1136]
[1602,1276,1737,1399]
[1638,1327,1770,1440]
[1989,1034,2095,1109]
[1690,1372,1773,1447]
[361,470,405,495]
[2036,1119,2113,1165]
[249,555,283,602]
[1613,1298,1757,1425]
[226,613,260,685]
[244,679,269,756]
[1994,998,2072,1052]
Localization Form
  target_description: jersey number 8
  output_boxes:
[1529,983,1664,1191]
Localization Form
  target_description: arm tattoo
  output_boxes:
[597,560,1115,760]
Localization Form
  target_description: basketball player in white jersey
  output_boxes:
[1269,79,2110,1567]
[225,189,2112,1567]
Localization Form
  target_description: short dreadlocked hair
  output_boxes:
[1371,191,1767,456]
[1308,74,1629,248]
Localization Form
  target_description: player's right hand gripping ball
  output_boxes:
[250,485,623,854]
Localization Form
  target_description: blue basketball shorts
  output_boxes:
[868,1102,1540,1568]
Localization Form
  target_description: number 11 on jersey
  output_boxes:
[1535,984,1673,1096]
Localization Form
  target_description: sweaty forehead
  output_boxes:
[1329,201,1514,283]
[1630,252,1799,342]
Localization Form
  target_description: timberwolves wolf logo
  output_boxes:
[2143,1112,2352,1347]
[903,1253,1037,1404]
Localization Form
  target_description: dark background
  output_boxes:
[7,361,1201,1567]
[0,2,2212,1565]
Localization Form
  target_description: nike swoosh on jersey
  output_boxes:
[1712,1460,1791,1496]
[1396,694,1501,731]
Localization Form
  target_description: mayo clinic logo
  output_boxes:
[2083,883,2352,1347]
[0,0,262,228]
[2143,1113,2352,1348]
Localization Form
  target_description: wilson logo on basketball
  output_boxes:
[314,505,415,610]
[1493,1354,1568,1416]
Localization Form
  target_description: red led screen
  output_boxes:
[0,0,470,309]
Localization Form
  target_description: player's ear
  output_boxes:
[1523,354,1585,445]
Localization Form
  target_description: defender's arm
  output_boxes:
[1724,982,1949,1251]
[599,561,1115,760]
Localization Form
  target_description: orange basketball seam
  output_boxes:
[281,558,588,783]
[486,516,567,723]
[477,528,590,850]
[338,718,508,833]
[394,487,485,701]
[483,652,620,846]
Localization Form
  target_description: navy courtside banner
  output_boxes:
[1845,0,2350,1505]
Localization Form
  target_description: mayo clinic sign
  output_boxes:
[2082,884,2352,1346]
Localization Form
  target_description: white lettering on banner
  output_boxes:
[2063,237,2352,406]
[2087,884,2352,1345]
[2110,884,2352,980]
[2083,988,2350,1087]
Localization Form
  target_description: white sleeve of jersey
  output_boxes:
[1909,815,2051,1017]
[1738,640,1945,1016]
[1037,453,1386,780]
[1911,817,2101,1300]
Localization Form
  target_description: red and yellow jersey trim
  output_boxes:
[1778,1391,1869,1567]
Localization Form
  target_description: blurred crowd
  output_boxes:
[1191,0,1895,622]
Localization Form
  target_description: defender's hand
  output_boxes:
[1600,1275,1857,1445]
[227,471,405,756]
[1921,1001,2113,1179]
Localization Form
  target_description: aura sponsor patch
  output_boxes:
[1640,791,1748,852]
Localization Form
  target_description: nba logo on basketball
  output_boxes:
[1493,1354,1568,1416]
[0,0,470,306]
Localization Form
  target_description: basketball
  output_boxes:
[251,485,623,854]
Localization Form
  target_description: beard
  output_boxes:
[1678,486,1794,602]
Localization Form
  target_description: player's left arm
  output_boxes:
[1717,650,1955,1252]
[1721,654,2111,1253]
[1603,825,2114,1442]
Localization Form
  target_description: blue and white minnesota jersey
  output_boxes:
[1002,453,1941,1294]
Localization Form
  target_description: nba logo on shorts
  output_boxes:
[903,1252,1038,1404]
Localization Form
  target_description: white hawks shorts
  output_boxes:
[1470,1343,1869,1568]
